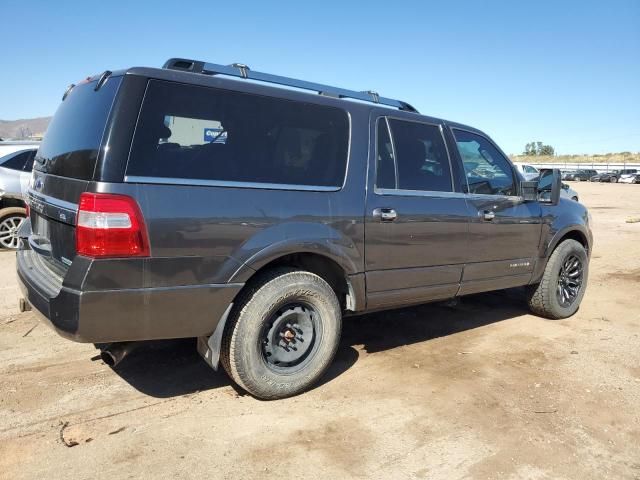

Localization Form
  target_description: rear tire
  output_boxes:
[0,207,26,250]
[220,268,342,400]
[610,177,617,183]
[527,239,588,319]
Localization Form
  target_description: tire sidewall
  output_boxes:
[229,271,341,398]
[546,240,589,317]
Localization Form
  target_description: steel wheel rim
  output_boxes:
[556,255,583,307]
[0,216,24,249]
[260,302,320,373]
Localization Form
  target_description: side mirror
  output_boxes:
[521,181,539,201]
[537,168,561,205]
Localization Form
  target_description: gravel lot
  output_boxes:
[1,182,639,480]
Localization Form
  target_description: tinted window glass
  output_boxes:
[127,80,349,187]
[375,119,395,189]
[23,151,36,171]
[537,169,554,191]
[0,150,32,171]
[453,129,516,196]
[386,119,452,192]
[34,77,122,180]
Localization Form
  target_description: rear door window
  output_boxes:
[33,77,122,180]
[127,80,350,188]
[375,118,453,192]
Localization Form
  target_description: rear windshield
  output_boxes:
[127,80,349,188]
[34,77,122,180]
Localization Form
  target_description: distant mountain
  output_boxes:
[0,117,51,140]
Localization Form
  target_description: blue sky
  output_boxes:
[1,0,638,154]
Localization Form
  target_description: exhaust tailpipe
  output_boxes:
[100,342,137,367]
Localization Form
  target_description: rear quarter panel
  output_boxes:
[95,106,369,289]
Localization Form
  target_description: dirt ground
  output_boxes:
[1,182,639,480]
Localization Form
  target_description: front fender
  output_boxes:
[540,198,592,257]
[544,223,592,258]
[530,199,593,284]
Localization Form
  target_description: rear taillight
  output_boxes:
[76,193,150,258]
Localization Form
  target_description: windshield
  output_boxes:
[34,76,122,180]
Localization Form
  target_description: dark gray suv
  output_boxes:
[17,59,592,399]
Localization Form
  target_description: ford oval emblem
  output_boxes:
[34,178,44,192]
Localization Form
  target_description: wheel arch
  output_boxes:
[531,225,591,285]
[546,226,590,257]
[199,249,364,373]
[232,250,363,313]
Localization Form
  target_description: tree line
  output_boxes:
[523,141,555,156]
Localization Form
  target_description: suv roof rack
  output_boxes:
[162,58,419,113]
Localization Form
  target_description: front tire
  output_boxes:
[527,239,588,319]
[220,268,342,399]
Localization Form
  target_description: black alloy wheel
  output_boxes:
[556,255,584,307]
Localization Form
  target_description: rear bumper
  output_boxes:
[17,249,242,343]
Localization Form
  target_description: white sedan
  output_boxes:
[619,173,640,184]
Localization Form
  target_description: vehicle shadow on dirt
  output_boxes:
[343,288,529,354]
[112,288,529,398]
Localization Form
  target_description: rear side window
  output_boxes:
[375,120,396,189]
[375,118,453,192]
[0,150,35,171]
[127,80,350,188]
[34,77,122,180]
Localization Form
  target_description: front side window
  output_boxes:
[453,129,516,196]
[127,80,349,188]
[375,118,453,192]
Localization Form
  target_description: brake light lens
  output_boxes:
[76,193,150,258]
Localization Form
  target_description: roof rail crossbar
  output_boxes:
[162,58,419,113]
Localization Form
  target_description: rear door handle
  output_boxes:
[373,208,397,222]
[482,210,496,221]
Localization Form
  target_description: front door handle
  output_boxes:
[373,208,397,222]
[482,210,496,221]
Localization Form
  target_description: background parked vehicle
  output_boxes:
[0,140,41,158]
[592,169,637,183]
[591,171,619,183]
[618,173,640,184]
[617,170,639,183]
[513,162,540,181]
[561,182,579,201]
[0,148,36,249]
[565,169,598,181]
